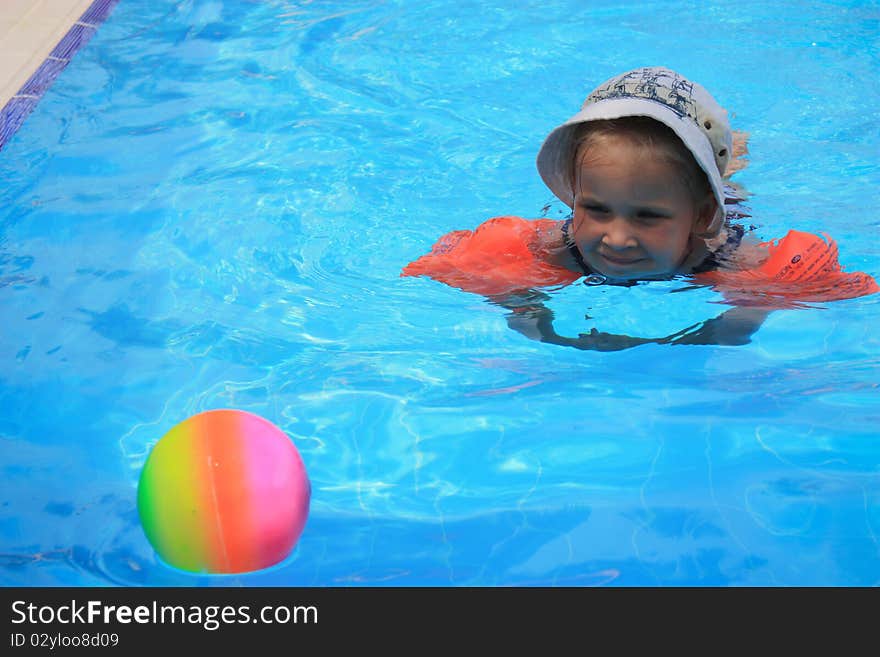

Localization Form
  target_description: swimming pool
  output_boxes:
[1,0,878,586]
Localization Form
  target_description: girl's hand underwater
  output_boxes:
[504,302,770,352]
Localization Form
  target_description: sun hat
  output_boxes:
[536,66,733,237]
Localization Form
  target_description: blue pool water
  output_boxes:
[1,0,879,586]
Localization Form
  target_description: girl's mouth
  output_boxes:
[600,253,645,266]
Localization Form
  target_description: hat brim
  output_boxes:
[536,97,726,236]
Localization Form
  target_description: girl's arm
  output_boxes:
[502,300,771,352]
[664,305,771,346]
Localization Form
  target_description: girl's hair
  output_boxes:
[569,116,713,206]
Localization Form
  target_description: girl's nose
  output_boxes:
[601,218,638,250]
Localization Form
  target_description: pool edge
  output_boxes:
[0,0,120,152]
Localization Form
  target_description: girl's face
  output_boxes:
[570,135,713,280]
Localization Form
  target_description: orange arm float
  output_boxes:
[401,216,580,297]
[695,230,879,307]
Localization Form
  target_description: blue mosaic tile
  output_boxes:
[82,0,120,25]
[19,59,70,97]
[0,97,39,150]
[50,23,96,60]
[1,0,120,151]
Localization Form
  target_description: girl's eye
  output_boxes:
[584,205,609,213]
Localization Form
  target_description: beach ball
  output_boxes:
[137,409,310,574]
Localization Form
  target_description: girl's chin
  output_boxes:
[591,258,653,279]
[591,261,676,281]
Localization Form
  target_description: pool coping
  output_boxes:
[0,0,119,152]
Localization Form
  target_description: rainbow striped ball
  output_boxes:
[137,410,310,574]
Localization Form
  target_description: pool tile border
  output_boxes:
[0,0,119,152]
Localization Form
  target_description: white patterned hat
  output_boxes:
[536,67,732,236]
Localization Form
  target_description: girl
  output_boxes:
[401,67,878,350]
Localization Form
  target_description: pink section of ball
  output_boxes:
[239,411,311,568]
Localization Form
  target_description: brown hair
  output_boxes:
[569,116,713,206]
